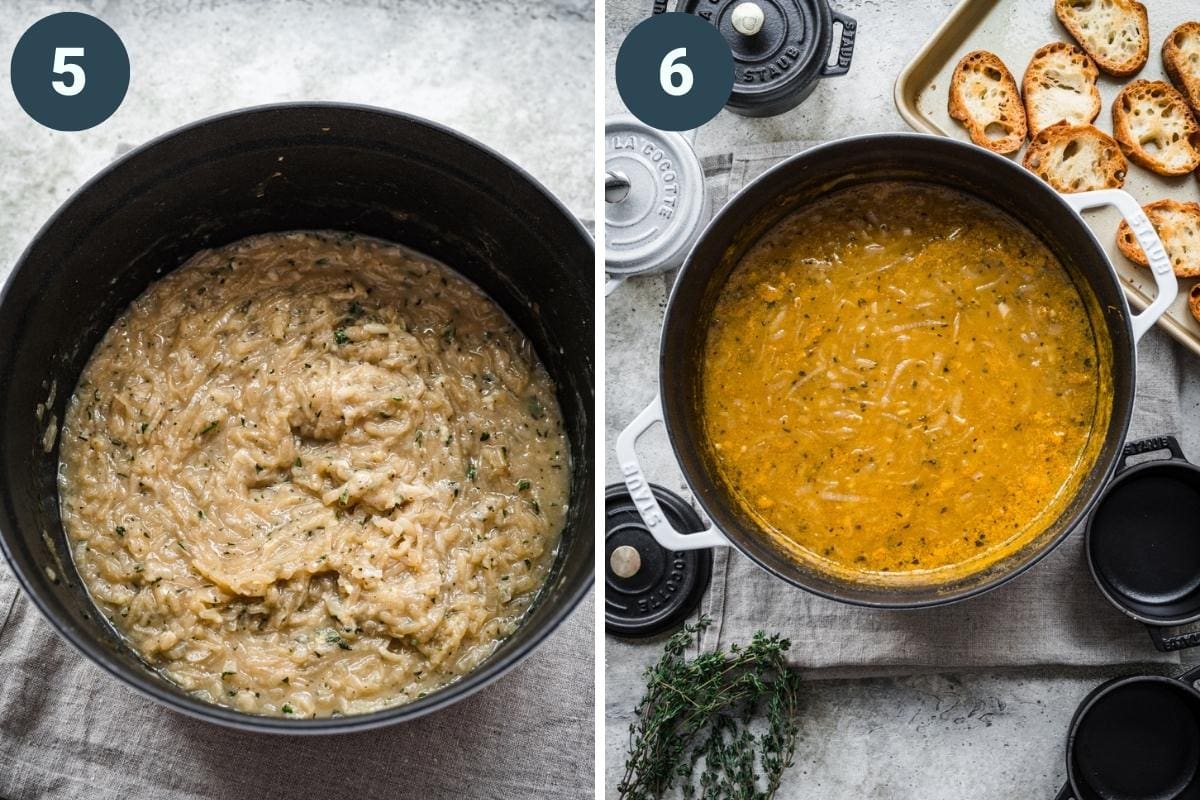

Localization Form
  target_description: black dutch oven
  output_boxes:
[617,132,1176,609]
[1055,666,1200,799]
[1087,436,1200,653]
[659,0,857,117]
[0,103,594,733]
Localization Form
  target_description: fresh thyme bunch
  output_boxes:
[618,617,802,800]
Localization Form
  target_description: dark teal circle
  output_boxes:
[10,12,130,131]
[616,13,734,132]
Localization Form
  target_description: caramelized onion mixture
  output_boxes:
[60,232,568,716]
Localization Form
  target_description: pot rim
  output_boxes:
[660,131,1133,609]
[0,101,593,734]
[1085,455,1200,627]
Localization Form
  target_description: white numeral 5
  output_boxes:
[51,47,86,96]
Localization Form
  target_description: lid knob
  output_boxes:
[610,544,642,578]
[730,1,765,36]
[605,170,631,204]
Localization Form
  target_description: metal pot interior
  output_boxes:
[0,104,594,731]
[661,133,1132,607]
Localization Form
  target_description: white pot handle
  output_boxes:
[1061,189,1178,342]
[615,395,729,551]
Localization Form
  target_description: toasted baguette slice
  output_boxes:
[1023,123,1127,192]
[1163,21,1200,117]
[1112,80,1200,176]
[1022,42,1102,136]
[949,50,1026,154]
[1116,199,1200,277]
[1055,0,1148,77]
[1189,283,1200,325]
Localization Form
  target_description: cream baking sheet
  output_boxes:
[895,0,1200,355]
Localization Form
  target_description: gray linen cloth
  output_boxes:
[0,566,593,800]
[657,141,1200,672]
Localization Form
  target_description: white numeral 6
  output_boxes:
[659,47,693,97]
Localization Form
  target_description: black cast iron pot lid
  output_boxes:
[605,483,712,637]
[674,0,852,116]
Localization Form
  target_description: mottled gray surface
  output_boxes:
[605,1,1200,797]
[0,2,593,799]
[0,0,594,273]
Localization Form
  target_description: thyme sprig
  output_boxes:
[619,617,802,800]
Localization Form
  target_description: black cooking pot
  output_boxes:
[1055,666,1200,800]
[1087,436,1200,652]
[0,104,594,733]
[617,132,1176,609]
[664,0,857,117]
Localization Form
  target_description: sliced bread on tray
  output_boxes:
[1112,80,1200,176]
[1189,284,1200,324]
[1022,42,1101,136]
[949,50,1026,154]
[1163,21,1200,117]
[1116,199,1200,277]
[1055,0,1148,77]
[1022,122,1127,192]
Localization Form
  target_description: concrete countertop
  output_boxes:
[603,1,1188,797]
[0,0,594,270]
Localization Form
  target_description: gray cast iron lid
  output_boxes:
[605,115,707,277]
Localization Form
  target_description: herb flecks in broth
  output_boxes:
[701,182,1104,585]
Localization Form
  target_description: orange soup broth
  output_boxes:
[700,181,1108,586]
